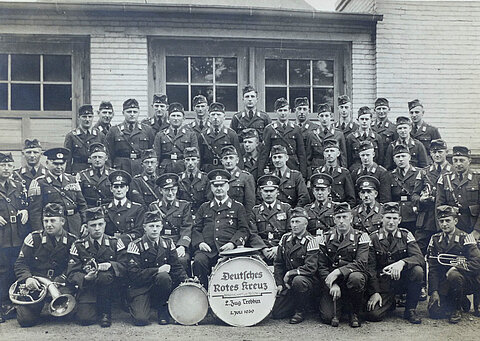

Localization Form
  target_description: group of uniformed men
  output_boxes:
[0,86,479,329]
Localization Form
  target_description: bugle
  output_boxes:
[429,253,470,271]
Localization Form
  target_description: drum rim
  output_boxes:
[168,282,209,326]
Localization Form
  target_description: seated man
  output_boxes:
[352,176,383,234]
[272,207,319,324]
[191,169,249,288]
[124,211,187,326]
[67,207,126,327]
[13,203,77,327]
[365,202,425,324]
[318,203,370,328]
[305,173,335,236]
[427,205,480,323]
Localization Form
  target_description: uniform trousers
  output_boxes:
[76,270,114,325]
[272,275,318,319]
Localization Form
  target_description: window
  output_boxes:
[165,56,238,111]
[264,59,334,112]
[0,54,72,111]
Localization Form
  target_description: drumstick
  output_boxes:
[331,297,339,327]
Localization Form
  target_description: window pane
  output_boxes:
[191,85,214,109]
[166,85,188,108]
[0,83,7,110]
[216,86,237,112]
[0,54,7,80]
[289,88,310,109]
[265,59,286,85]
[11,84,40,110]
[313,88,334,112]
[191,57,213,84]
[44,55,71,82]
[44,84,72,111]
[313,60,334,86]
[265,87,287,112]
[11,54,40,81]
[166,57,188,83]
[215,58,237,84]
[289,60,310,86]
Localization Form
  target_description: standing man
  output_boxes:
[106,98,155,176]
[241,128,264,182]
[408,99,441,155]
[365,202,424,324]
[272,207,319,324]
[384,116,429,171]
[372,98,397,163]
[260,97,306,178]
[28,147,87,237]
[94,101,114,135]
[149,173,193,274]
[14,203,77,327]
[230,85,271,141]
[13,139,47,190]
[124,210,187,326]
[270,145,310,208]
[188,95,210,138]
[64,104,106,175]
[129,149,161,207]
[0,153,28,323]
[199,102,243,173]
[436,146,480,235]
[427,205,480,323]
[305,173,335,236]
[352,176,384,234]
[294,97,318,147]
[191,169,249,288]
[67,207,126,327]
[76,142,113,208]
[154,102,198,174]
[142,94,170,135]
[335,95,358,137]
[346,106,384,171]
[318,202,370,328]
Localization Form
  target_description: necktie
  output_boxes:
[214,128,219,136]
[199,121,204,130]
[341,122,346,131]
[366,205,371,214]
[248,110,254,120]
[174,128,178,136]
[387,233,393,244]
[413,124,418,134]
[339,234,344,243]
[129,123,134,132]
[117,202,122,209]
[437,165,442,173]
[328,167,333,176]
[277,170,282,178]
[189,173,194,182]
[94,240,101,251]
[378,122,382,129]
[86,130,90,136]
[363,167,368,175]
[443,234,449,247]
[31,167,36,176]
[283,123,287,130]
[324,128,329,135]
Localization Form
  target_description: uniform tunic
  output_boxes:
[103,200,145,247]
[305,127,347,176]
[230,109,272,142]
[76,167,114,208]
[64,128,106,174]
[198,127,243,173]
[352,202,383,234]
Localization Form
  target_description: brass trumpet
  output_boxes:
[429,253,470,271]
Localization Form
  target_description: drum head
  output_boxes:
[208,256,277,327]
[219,247,263,257]
[168,282,208,325]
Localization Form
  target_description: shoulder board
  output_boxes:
[279,232,291,246]
[70,243,78,256]
[306,235,319,251]
[359,232,371,244]
[131,202,141,206]
[464,233,476,245]
[127,242,140,255]
[397,228,416,243]
[23,233,35,247]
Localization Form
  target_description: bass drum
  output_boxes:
[208,256,277,327]
[168,281,208,325]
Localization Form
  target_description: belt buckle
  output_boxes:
[171,153,177,160]
[10,215,17,223]
[213,159,218,166]
[47,269,54,278]
[67,209,74,215]
[401,195,408,201]
[130,153,137,159]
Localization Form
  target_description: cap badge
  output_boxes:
[57,153,63,158]
[116,176,122,181]
[166,178,172,184]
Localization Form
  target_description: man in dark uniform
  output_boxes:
[318,202,370,328]
[154,102,199,174]
[351,140,392,203]
[142,94,170,135]
[187,94,210,138]
[103,170,145,247]
[408,99,441,156]
[124,210,187,326]
[314,138,356,207]
[306,103,347,176]
[391,145,420,232]
[177,147,209,218]
[230,85,271,141]
[94,101,114,135]
[191,169,249,288]
[346,106,384,171]
[198,102,243,173]
[305,173,335,236]
[14,203,77,327]
[13,139,47,190]
[241,128,264,182]
[294,97,318,148]
[260,98,306,178]
[64,104,107,175]
[270,145,310,208]
[436,145,480,236]
[427,205,480,323]
[372,98,397,163]
[106,98,155,176]
[76,142,114,208]
[149,173,193,275]
[365,202,424,324]
[129,149,161,206]
[272,207,319,324]
[67,207,126,327]
[248,175,291,263]
[413,139,453,254]
[0,152,28,322]
[335,95,358,137]
[28,147,87,237]
[384,116,429,171]
[352,176,383,234]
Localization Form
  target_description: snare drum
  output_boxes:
[208,256,277,327]
[168,281,208,325]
